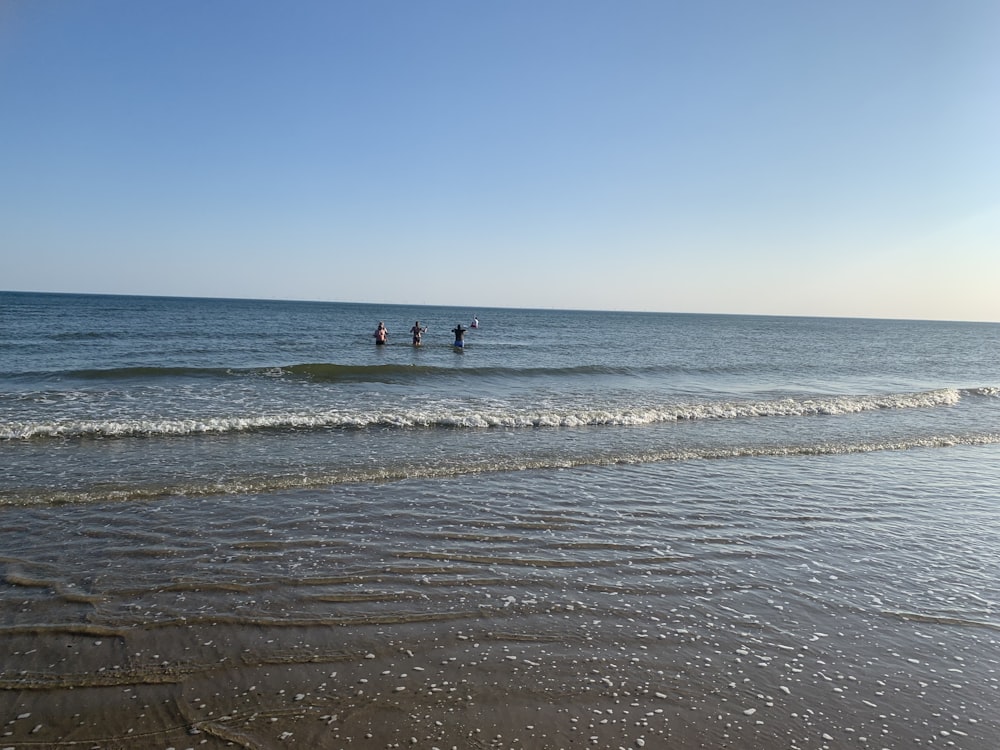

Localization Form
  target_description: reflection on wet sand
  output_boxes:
[3,457,1000,748]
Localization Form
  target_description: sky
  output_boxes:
[1,0,999,321]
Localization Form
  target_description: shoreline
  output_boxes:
[4,452,1000,749]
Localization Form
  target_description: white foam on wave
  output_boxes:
[967,386,1000,398]
[0,388,967,440]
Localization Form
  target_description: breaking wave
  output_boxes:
[0,387,976,441]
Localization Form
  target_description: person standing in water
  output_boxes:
[452,323,468,348]
[410,321,427,346]
[471,316,479,329]
[373,322,388,345]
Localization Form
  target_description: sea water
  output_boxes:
[2,291,1000,748]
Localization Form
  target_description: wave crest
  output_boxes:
[4,432,999,507]
[0,387,971,441]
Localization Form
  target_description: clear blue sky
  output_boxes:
[2,1,998,320]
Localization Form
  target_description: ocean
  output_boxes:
[2,290,999,749]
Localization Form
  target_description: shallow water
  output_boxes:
[3,446,999,749]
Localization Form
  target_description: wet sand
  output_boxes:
[4,591,998,749]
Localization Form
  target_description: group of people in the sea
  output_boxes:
[374,316,479,348]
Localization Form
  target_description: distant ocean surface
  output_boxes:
[3,290,1000,749]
